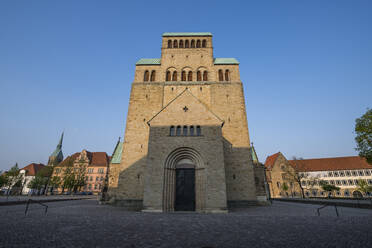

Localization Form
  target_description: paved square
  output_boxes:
[0,200,371,248]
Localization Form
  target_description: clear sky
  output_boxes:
[0,0,371,171]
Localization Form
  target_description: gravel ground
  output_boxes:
[0,199,371,248]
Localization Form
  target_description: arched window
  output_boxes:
[173,40,178,48]
[196,40,201,48]
[189,126,194,136]
[170,126,175,136]
[166,71,171,81]
[176,126,181,136]
[144,70,149,81]
[183,126,187,136]
[179,40,184,48]
[188,71,193,81]
[191,40,195,48]
[172,71,177,81]
[225,70,229,81]
[202,39,207,48]
[181,71,186,81]
[218,70,223,81]
[150,70,156,81]
[203,71,208,81]
[197,71,201,81]
[168,40,172,48]
[185,40,189,48]
[196,126,201,136]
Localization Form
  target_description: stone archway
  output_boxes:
[163,147,205,212]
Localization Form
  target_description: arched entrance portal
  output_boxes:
[175,159,195,211]
[163,147,205,212]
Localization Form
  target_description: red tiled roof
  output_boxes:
[264,152,280,169]
[20,163,46,176]
[57,151,109,167]
[58,153,80,167]
[87,152,110,166]
[288,156,372,172]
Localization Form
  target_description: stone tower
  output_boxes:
[47,132,64,166]
[107,32,266,212]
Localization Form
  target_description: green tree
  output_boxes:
[4,163,22,195]
[283,157,308,198]
[355,109,372,164]
[35,166,53,195]
[62,166,76,193]
[74,159,87,193]
[28,176,47,194]
[356,179,372,197]
[0,171,9,188]
[281,182,289,196]
[49,176,61,194]
[320,181,340,197]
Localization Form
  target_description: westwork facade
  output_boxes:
[106,32,267,212]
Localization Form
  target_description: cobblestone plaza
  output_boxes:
[0,199,371,247]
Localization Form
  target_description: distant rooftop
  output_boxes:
[162,32,212,37]
[214,58,239,65]
[136,58,161,65]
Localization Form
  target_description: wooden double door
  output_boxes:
[175,168,195,211]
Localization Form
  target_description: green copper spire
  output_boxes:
[48,132,64,166]
[250,142,259,164]
[57,132,63,150]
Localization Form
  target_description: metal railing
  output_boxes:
[24,199,48,215]
[317,203,339,217]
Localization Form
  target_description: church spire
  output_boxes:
[57,132,64,150]
[48,132,64,166]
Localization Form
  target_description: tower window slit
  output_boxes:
[150,70,156,81]
[218,69,223,81]
[190,126,194,136]
[181,71,186,81]
[196,126,201,136]
[170,126,175,136]
[203,71,208,81]
[179,40,184,48]
[183,126,188,136]
[168,40,172,48]
[202,39,207,48]
[144,70,149,81]
[196,40,201,48]
[176,126,181,136]
[188,71,193,81]
[185,40,189,48]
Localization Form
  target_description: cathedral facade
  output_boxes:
[107,32,267,212]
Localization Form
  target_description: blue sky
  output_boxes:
[0,0,371,171]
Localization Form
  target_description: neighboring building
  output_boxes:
[264,152,303,198]
[47,132,64,166]
[265,152,372,198]
[106,32,267,212]
[52,150,110,194]
[19,163,46,195]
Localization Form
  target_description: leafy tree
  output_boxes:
[49,176,61,194]
[4,163,22,195]
[73,159,87,193]
[281,182,289,196]
[355,109,372,164]
[283,157,308,198]
[320,181,340,197]
[0,171,9,188]
[62,166,76,193]
[356,179,372,197]
[28,176,47,194]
